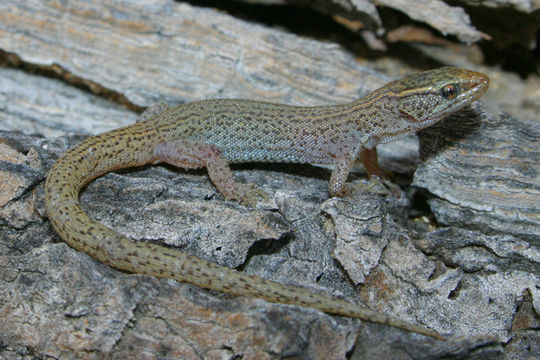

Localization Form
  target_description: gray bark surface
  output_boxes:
[0,0,538,359]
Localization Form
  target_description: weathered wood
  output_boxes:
[458,0,540,13]
[0,0,538,359]
[1,128,512,359]
[415,104,540,244]
[0,0,387,108]
[243,0,539,59]
[243,0,487,43]
[0,67,137,137]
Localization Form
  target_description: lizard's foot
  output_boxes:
[349,176,402,197]
[225,183,269,207]
[376,176,404,198]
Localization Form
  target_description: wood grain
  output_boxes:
[415,104,539,244]
[0,0,386,108]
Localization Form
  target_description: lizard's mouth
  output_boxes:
[466,72,490,101]
[431,70,490,122]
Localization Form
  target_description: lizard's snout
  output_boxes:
[468,71,490,95]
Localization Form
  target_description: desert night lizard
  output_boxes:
[44,67,489,339]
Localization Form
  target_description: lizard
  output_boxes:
[44,67,489,339]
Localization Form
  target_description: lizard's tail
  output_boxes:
[44,126,443,340]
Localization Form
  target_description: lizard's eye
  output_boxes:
[441,84,459,99]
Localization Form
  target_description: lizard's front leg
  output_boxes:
[153,139,267,206]
[329,156,355,197]
[359,148,387,179]
[330,149,398,198]
[359,147,402,196]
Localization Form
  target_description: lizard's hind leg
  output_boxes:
[153,139,267,206]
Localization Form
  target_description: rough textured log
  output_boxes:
[242,0,539,55]
[243,0,487,43]
[0,0,538,359]
[1,129,515,359]
[0,67,137,137]
[0,0,387,108]
[415,104,540,244]
[458,0,540,13]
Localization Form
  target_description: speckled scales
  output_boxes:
[44,67,489,339]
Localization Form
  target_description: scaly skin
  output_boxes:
[44,67,489,339]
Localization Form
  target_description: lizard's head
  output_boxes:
[395,67,489,129]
